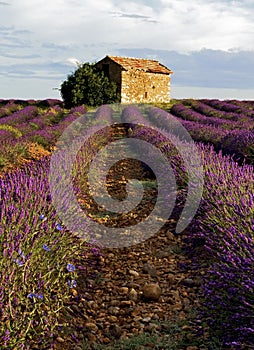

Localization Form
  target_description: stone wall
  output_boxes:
[95,58,172,104]
[121,70,171,104]
[95,58,122,95]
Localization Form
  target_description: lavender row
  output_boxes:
[0,98,63,108]
[7,105,86,147]
[170,103,247,130]
[0,102,21,118]
[179,120,253,164]
[127,121,253,347]
[92,104,114,124]
[121,104,151,126]
[0,138,102,348]
[185,99,251,123]
[0,106,87,172]
[148,107,254,163]
[200,98,254,117]
[0,105,39,126]
[190,144,254,347]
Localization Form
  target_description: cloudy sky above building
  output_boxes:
[1,0,254,99]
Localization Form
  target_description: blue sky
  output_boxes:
[0,0,254,99]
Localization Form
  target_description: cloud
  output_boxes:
[0,61,74,80]
[108,11,158,23]
[66,57,81,66]
[118,48,254,89]
[0,1,10,5]
[41,42,71,51]
[0,53,40,59]
[0,0,254,98]
[1,0,254,53]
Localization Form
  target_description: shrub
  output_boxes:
[60,62,120,108]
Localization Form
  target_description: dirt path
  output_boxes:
[53,126,208,350]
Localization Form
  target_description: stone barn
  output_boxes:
[95,55,173,104]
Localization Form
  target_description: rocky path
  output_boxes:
[53,125,208,350]
[54,224,206,350]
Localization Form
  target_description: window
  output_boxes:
[144,92,148,98]
[102,64,110,78]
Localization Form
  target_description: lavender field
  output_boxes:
[0,99,253,349]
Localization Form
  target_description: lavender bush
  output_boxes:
[0,155,102,349]
[220,129,254,164]
[0,106,38,126]
[189,145,254,347]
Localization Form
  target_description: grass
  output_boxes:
[81,317,224,350]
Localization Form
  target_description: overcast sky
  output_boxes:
[1,0,254,99]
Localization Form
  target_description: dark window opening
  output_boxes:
[144,92,148,98]
[102,64,110,78]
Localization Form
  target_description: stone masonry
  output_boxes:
[95,55,173,104]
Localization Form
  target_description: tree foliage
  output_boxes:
[60,63,120,108]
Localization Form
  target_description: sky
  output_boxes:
[1,0,254,100]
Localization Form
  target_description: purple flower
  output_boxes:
[28,293,35,299]
[56,223,62,231]
[42,244,50,252]
[14,258,24,266]
[36,293,44,300]
[67,279,77,288]
[28,292,43,299]
[67,263,75,272]
[18,248,26,260]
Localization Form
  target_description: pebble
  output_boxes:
[129,288,138,301]
[172,303,183,311]
[108,315,118,323]
[182,278,195,287]
[71,289,78,297]
[182,325,193,331]
[142,283,162,301]
[56,336,65,343]
[167,274,175,284]
[120,300,133,306]
[84,322,98,331]
[129,269,139,277]
[142,263,157,277]
[109,324,122,339]
[120,287,129,294]
[108,306,120,315]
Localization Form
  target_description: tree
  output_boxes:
[60,62,120,108]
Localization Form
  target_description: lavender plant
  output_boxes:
[0,156,101,349]
[188,144,254,347]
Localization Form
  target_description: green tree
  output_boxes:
[60,62,120,108]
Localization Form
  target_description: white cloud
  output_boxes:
[0,0,254,98]
[66,57,81,66]
[1,0,254,53]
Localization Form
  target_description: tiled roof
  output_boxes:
[106,55,173,74]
